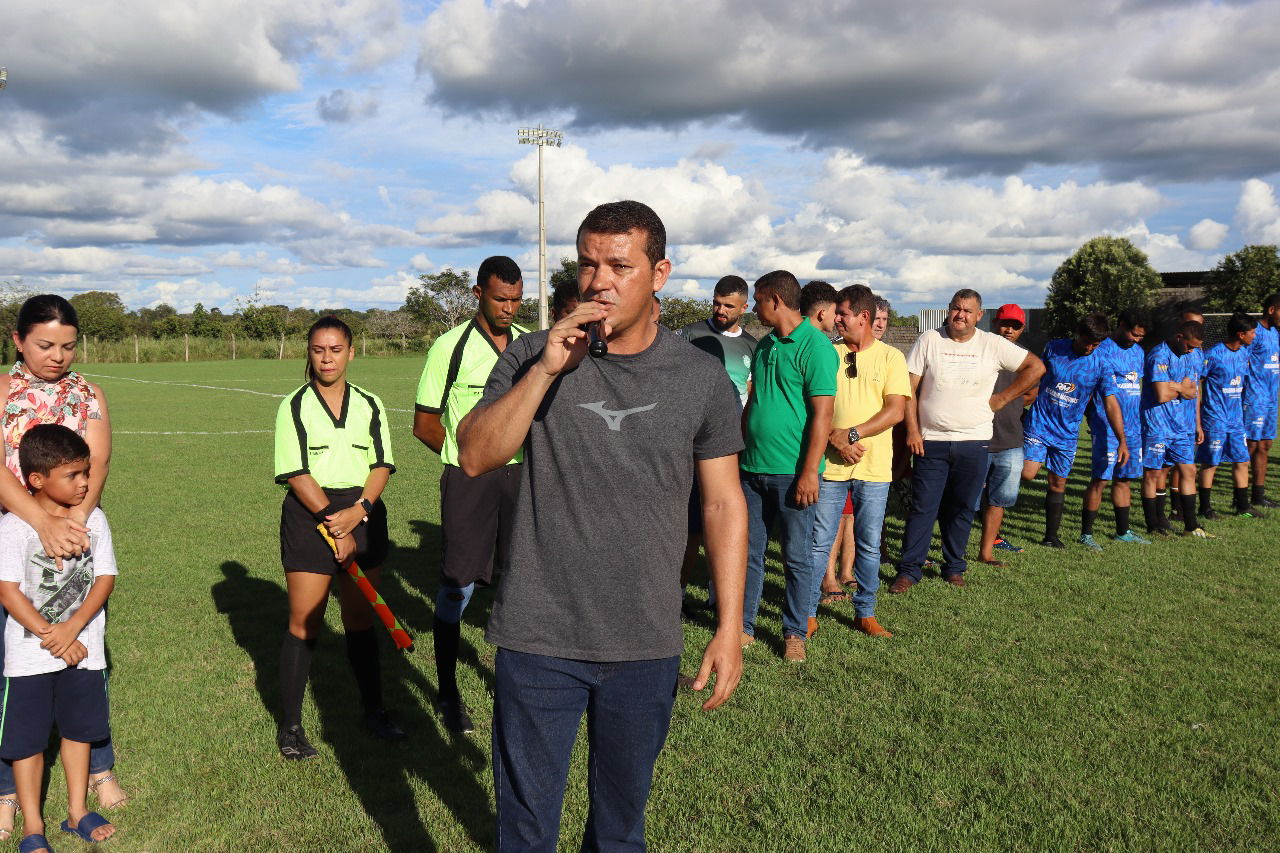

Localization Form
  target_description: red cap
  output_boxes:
[995,304,1025,324]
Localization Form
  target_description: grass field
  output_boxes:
[34,356,1279,851]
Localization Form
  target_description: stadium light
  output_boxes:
[518,125,564,330]
[0,68,8,91]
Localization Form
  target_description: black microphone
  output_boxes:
[588,320,608,358]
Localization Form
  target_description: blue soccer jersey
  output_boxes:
[1200,342,1249,432]
[1026,338,1117,446]
[1141,341,1193,439]
[1175,347,1205,433]
[1244,322,1280,409]
[1087,336,1143,441]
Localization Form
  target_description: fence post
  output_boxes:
[362,334,366,357]
[278,332,285,360]
[231,333,236,360]
[134,335,139,363]
[185,333,190,362]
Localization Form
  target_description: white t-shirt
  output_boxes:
[0,508,117,677]
[907,327,1029,441]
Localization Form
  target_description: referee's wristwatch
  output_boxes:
[357,497,372,520]
[847,426,861,445]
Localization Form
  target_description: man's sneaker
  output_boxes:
[436,697,475,734]
[1183,527,1217,539]
[363,709,407,741]
[922,558,940,569]
[277,724,319,761]
[783,635,807,663]
[1077,534,1104,552]
[1040,536,1067,549]
[1200,508,1220,521]
[992,537,1024,553]
[1235,508,1266,519]
[1252,496,1280,509]
[1113,530,1151,544]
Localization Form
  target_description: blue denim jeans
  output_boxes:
[973,446,1025,512]
[741,472,819,639]
[896,440,988,582]
[811,479,890,619]
[492,649,679,853]
[0,609,114,794]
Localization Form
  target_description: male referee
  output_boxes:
[413,256,527,734]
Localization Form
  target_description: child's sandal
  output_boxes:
[0,797,19,841]
[87,773,128,809]
[17,832,53,853]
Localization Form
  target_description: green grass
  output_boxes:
[29,357,1278,851]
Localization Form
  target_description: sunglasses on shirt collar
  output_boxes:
[844,350,857,378]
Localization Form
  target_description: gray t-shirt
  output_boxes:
[0,508,117,677]
[990,367,1027,452]
[481,327,744,661]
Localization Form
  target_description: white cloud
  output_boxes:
[1236,179,1280,244]
[1186,218,1230,252]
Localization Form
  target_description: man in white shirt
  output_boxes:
[888,289,1044,593]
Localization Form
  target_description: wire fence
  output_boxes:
[73,333,435,364]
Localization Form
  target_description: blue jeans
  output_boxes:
[492,649,679,853]
[896,440,988,582]
[811,479,890,619]
[741,472,819,639]
[0,609,114,794]
[973,446,1024,512]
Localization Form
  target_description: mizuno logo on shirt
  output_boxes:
[578,401,658,431]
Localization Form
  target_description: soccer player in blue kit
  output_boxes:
[1081,308,1151,547]
[1021,314,1128,549]
[1197,313,1259,519]
[1140,321,1207,537]
[1244,293,1280,509]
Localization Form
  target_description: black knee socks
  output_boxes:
[1181,493,1198,532]
[433,618,461,702]
[1252,484,1266,504]
[1114,504,1131,535]
[1045,491,1065,540]
[280,633,317,729]
[1081,507,1098,536]
[345,627,383,714]
[1155,490,1168,521]
[1198,487,1213,515]
[1235,486,1251,513]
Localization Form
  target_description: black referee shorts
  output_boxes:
[280,486,389,575]
[439,463,522,588]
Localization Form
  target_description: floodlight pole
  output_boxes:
[517,125,563,329]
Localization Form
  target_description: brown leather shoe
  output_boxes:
[806,617,819,639]
[783,635,807,662]
[855,616,893,638]
[888,576,915,595]
[944,573,966,588]
[741,632,755,649]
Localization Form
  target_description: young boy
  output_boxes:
[0,424,117,851]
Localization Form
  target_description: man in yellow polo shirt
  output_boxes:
[809,284,910,638]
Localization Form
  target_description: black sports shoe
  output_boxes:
[1039,537,1066,549]
[1200,508,1220,521]
[437,697,475,734]
[1252,497,1280,509]
[363,709,407,741]
[278,724,319,760]
[1235,508,1266,519]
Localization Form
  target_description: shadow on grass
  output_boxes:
[212,558,494,851]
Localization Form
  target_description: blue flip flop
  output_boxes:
[60,810,113,842]
[18,833,53,853]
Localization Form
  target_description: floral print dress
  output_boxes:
[3,363,101,483]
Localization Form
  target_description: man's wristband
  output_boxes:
[311,503,340,524]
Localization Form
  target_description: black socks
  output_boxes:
[1081,507,1098,536]
[280,633,317,729]
[1252,484,1266,504]
[1045,491,1065,540]
[1155,490,1168,521]
[1114,504,1131,535]
[1235,486,1251,513]
[1198,487,1213,516]
[433,618,461,702]
[1181,493,1198,532]
[344,627,383,713]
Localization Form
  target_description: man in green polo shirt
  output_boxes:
[740,270,837,663]
[413,255,527,734]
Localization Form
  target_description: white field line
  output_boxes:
[81,373,415,414]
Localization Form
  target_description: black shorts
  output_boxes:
[280,486,389,575]
[0,668,110,760]
[440,463,521,588]
[687,480,702,535]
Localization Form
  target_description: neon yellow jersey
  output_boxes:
[416,318,527,467]
[274,382,395,488]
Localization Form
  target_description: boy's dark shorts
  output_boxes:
[281,486,388,575]
[687,481,702,535]
[439,463,521,588]
[0,668,110,761]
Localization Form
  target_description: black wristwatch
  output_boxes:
[847,427,861,445]
[359,497,373,514]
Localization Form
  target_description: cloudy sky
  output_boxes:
[3,0,1280,316]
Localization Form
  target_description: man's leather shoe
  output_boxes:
[943,573,966,588]
[888,576,915,595]
[855,616,892,638]
[806,617,819,639]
